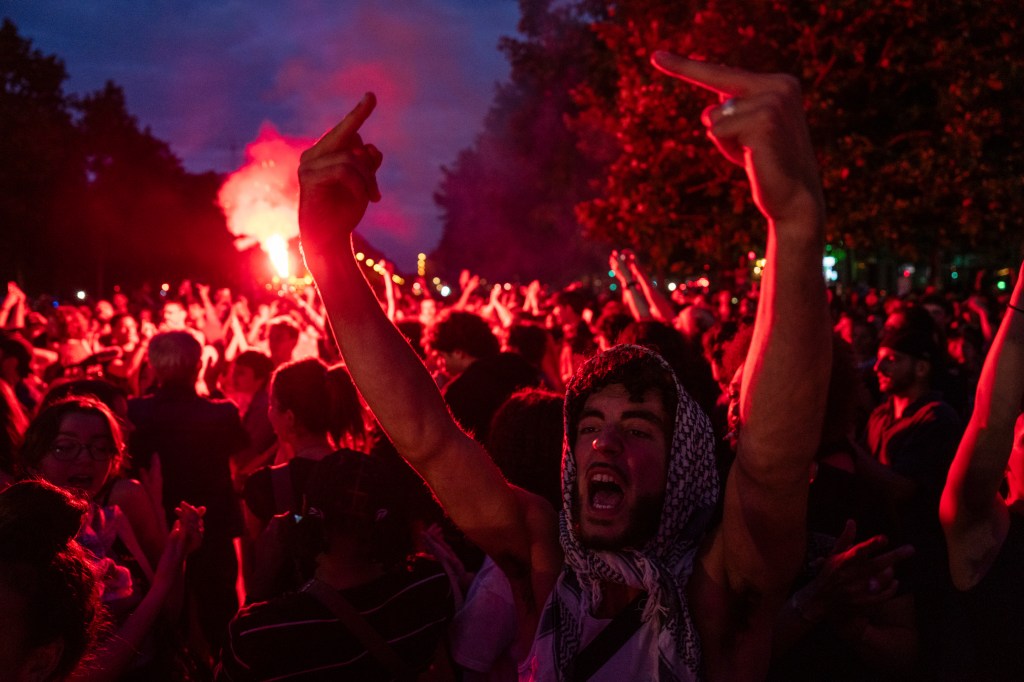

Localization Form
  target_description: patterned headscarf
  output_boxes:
[539,344,719,679]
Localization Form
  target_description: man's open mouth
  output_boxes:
[588,471,625,511]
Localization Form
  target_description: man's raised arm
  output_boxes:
[941,262,1024,590]
[296,95,543,576]
[653,55,831,596]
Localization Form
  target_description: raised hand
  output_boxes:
[154,502,206,586]
[796,520,915,620]
[173,501,206,556]
[651,52,824,228]
[298,94,382,252]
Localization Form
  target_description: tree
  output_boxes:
[432,0,609,285]
[438,1,1023,286]
[570,0,1024,282]
[71,83,241,291]
[0,19,244,295]
[0,18,80,289]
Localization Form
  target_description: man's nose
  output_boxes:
[591,426,624,455]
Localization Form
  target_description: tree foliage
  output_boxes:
[432,0,610,285]
[0,19,240,295]
[574,0,1024,278]
[0,18,79,288]
[438,1,1023,284]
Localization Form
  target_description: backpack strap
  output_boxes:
[567,593,646,682]
[302,578,416,679]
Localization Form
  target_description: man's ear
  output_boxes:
[913,359,931,381]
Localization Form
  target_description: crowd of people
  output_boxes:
[1,52,1021,680]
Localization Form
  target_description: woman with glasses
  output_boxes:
[18,396,205,680]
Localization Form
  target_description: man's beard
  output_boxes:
[573,490,664,551]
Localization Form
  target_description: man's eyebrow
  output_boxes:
[621,409,666,427]
[578,408,666,428]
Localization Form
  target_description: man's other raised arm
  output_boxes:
[653,55,831,596]
[941,262,1024,590]
[296,95,543,578]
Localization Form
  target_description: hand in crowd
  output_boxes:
[652,52,824,228]
[154,502,205,587]
[792,520,914,622]
[178,280,193,301]
[298,93,382,252]
[5,280,25,302]
[140,319,157,341]
[608,249,628,282]
[232,298,252,325]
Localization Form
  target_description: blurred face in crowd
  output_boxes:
[112,292,129,314]
[573,383,668,550]
[268,326,298,365]
[112,316,139,348]
[874,347,919,396]
[34,411,118,500]
[162,302,187,329]
[428,345,470,377]
[851,321,876,360]
[188,303,205,326]
[922,303,948,331]
[94,300,114,323]
[267,394,295,443]
[215,288,232,318]
[231,363,258,396]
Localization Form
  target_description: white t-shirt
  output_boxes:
[450,556,518,681]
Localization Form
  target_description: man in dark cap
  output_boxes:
[868,323,961,468]
[864,321,962,673]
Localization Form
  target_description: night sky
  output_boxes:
[4,0,521,269]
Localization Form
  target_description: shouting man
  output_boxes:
[297,52,830,680]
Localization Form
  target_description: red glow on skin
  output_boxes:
[217,124,312,276]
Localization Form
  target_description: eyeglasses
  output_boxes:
[48,440,119,462]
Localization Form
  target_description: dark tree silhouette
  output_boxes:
[0,18,81,290]
[432,0,608,285]
[1,19,243,295]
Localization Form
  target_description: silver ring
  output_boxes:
[720,98,738,117]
